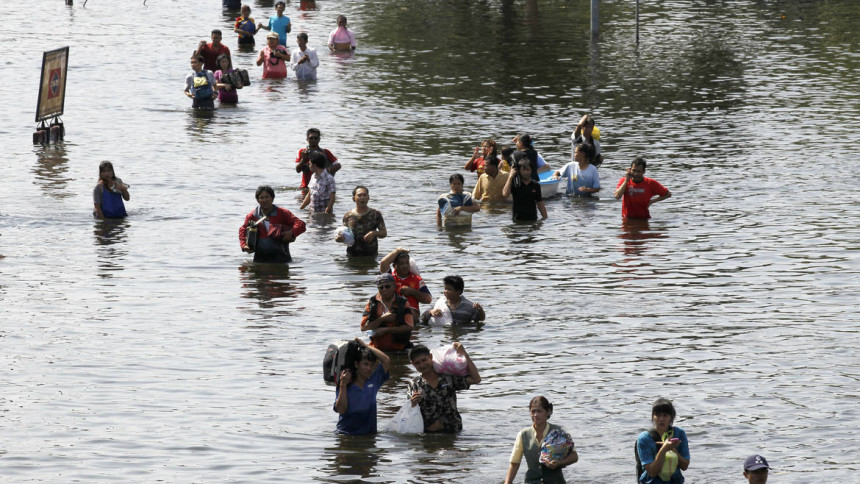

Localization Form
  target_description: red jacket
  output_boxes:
[238,205,306,248]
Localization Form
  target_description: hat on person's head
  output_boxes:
[266,32,280,40]
[375,273,395,286]
[744,455,770,472]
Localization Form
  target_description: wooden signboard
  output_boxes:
[36,47,69,122]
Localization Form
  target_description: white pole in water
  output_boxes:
[591,0,599,38]
[636,0,640,43]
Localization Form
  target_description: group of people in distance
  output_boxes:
[184,3,359,109]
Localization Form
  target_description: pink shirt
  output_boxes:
[261,46,288,79]
[327,27,356,48]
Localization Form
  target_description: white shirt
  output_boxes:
[291,46,319,80]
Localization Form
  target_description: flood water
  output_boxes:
[1,0,859,482]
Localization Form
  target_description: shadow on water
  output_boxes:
[32,143,73,200]
[616,219,667,258]
[238,262,305,308]
[93,218,129,278]
[321,433,385,483]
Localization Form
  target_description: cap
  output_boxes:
[266,32,279,40]
[744,455,770,472]
[375,273,395,285]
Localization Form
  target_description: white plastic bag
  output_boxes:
[430,344,469,376]
[385,403,424,434]
[427,297,453,326]
[335,226,355,247]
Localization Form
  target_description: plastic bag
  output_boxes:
[427,297,453,326]
[430,345,469,376]
[384,403,424,434]
[335,226,355,247]
[539,428,574,464]
[438,197,454,216]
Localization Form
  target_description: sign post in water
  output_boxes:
[34,46,69,144]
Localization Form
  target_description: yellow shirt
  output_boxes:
[509,422,550,464]
[472,171,511,202]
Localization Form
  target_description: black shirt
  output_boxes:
[511,178,543,221]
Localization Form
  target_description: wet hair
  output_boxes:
[216,53,232,70]
[255,185,275,200]
[307,128,321,138]
[443,275,464,293]
[651,397,676,420]
[275,1,286,8]
[297,32,309,42]
[408,344,431,362]
[352,185,368,198]
[518,133,534,149]
[337,15,348,25]
[211,29,223,37]
[449,173,465,184]
[98,161,116,181]
[632,157,647,170]
[308,151,327,169]
[192,54,205,64]
[529,396,553,415]
[358,347,377,364]
[574,142,596,164]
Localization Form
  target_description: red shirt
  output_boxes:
[391,270,427,311]
[616,176,669,219]
[295,148,337,188]
[199,42,231,72]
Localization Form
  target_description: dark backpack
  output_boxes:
[322,340,361,386]
[192,71,214,100]
[366,294,411,344]
[634,429,662,482]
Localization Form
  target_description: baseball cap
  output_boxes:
[375,273,395,285]
[744,455,770,471]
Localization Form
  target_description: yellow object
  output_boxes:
[659,450,679,481]
[592,126,601,141]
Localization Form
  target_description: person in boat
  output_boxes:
[299,152,336,214]
[503,396,579,484]
[333,337,391,435]
[552,142,600,197]
[743,455,770,484]
[213,54,239,104]
[419,275,485,326]
[472,156,511,203]
[239,185,306,263]
[257,1,291,47]
[635,398,690,484]
[336,186,387,257]
[194,29,231,72]
[93,161,130,219]
[503,154,547,221]
[571,114,603,167]
[361,273,414,351]
[184,55,217,110]
[511,134,551,182]
[291,32,320,81]
[379,248,432,319]
[613,157,671,219]
[328,15,356,51]
[234,5,260,47]
[257,32,289,79]
[406,342,481,433]
[437,173,480,227]
[295,128,339,195]
[464,139,499,176]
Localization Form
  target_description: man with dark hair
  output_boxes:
[472,156,511,203]
[300,151,336,214]
[614,157,671,219]
[184,55,217,110]
[361,273,414,351]
[502,154,548,221]
[553,142,600,197]
[257,1,291,47]
[295,128,339,194]
[194,29,231,72]
[291,32,319,81]
[239,185,306,263]
[743,455,770,484]
[419,275,485,325]
[406,342,481,433]
[379,248,432,319]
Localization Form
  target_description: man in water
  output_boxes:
[472,157,511,203]
[743,455,770,484]
[299,152,336,214]
[239,185,306,263]
[184,55,217,110]
[379,248,432,319]
[361,273,414,351]
[295,128,339,194]
[257,1,291,47]
[406,343,481,433]
[194,29,231,72]
[290,32,319,81]
[613,157,671,219]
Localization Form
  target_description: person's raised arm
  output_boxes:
[454,342,481,385]
[356,337,390,374]
[379,247,406,274]
[464,146,480,171]
[614,168,633,199]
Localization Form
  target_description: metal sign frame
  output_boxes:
[35,46,70,122]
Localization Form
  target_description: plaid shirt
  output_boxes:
[310,170,336,212]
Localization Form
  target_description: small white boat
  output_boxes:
[539,171,563,199]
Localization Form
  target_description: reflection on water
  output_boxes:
[238,262,305,308]
[617,219,666,257]
[93,218,129,278]
[322,434,384,482]
[32,143,72,200]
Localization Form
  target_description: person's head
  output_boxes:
[190,55,204,72]
[255,185,276,209]
[98,161,116,182]
[651,397,676,432]
[486,157,500,177]
[352,186,369,206]
[266,32,279,48]
[574,142,596,165]
[501,147,515,164]
[515,133,534,151]
[216,53,232,71]
[481,139,498,158]
[393,250,410,276]
[513,151,532,182]
[308,151,327,172]
[354,346,378,380]
[442,275,464,301]
[631,157,647,183]
[529,396,553,427]
[296,32,309,49]
[375,272,396,298]
[275,1,285,15]
[408,344,433,374]
[743,455,770,484]
[211,29,223,45]
[337,15,348,27]
[241,4,251,17]
[306,128,321,148]
[449,173,465,194]
[579,114,595,137]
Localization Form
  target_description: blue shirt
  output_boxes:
[334,365,389,435]
[444,192,474,208]
[558,162,600,197]
[267,15,291,46]
[637,426,690,484]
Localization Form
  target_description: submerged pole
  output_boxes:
[636,0,640,43]
[591,0,599,38]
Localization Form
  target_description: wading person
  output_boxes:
[234,5,259,46]
[213,54,238,104]
[93,161,130,219]
[327,15,356,51]
[194,29,231,72]
[472,157,511,203]
[436,173,480,227]
[184,55,217,110]
[571,114,603,166]
[333,338,391,435]
[361,273,414,351]
[295,128,339,194]
[552,142,600,197]
[419,275,485,326]
[239,185,306,263]
[299,152,336,214]
[502,154,547,221]
[379,248,432,319]
[406,342,481,433]
[614,157,671,219]
[464,139,499,176]
[743,455,770,484]
[635,398,690,484]
[257,1,291,47]
[503,396,578,484]
[337,186,387,257]
[290,32,319,81]
[256,32,289,79]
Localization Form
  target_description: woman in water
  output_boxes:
[512,133,551,181]
[327,15,356,51]
[334,338,391,435]
[233,5,259,47]
[214,54,239,104]
[93,161,130,219]
[463,139,499,176]
[504,396,578,484]
[337,186,387,257]
[635,398,691,484]
[436,173,480,227]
